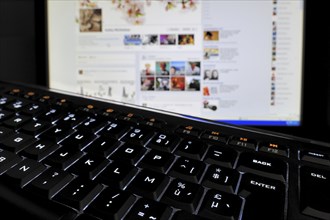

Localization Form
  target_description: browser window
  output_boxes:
[48,0,304,126]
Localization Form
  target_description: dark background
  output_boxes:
[0,0,329,141]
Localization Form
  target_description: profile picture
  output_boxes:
[203,99,219,112]
[204,30,219,41]
[156,62,170,75]
[140,62,155,76]
[178,34,195,45]
[204,47,219,60]
[124,35,142,45]
[186,61,201,75]
[171,77,185,91]
[185,77,200,91]
[160,34,176,45]
[141,77,155,91]
[80,9,102,32]
[142,35,158,45]
[156,77,170,91]
[204,69,219,80]
[169,61,185,75]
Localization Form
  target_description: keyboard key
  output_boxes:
[161,179,203,213]
[4,159,46,187]
[21,103,45,116]
[201,130,228,144]
[140,117,166,129]
[69,154,109,179]
[54,177,103,211]
[199,189,242,220]
[300,166,330,220]
[122,127,154,146]
[0,181,77,219]
[84,136,120,158]
[0,126,14,139]
[27,167,74,198]
[3,115,31,129]
[148,133,179,152]
[204,145,237,168]
[86,188,135,220]
[172,211,209,220]
[110,143,146,165]
[229,136,256,150]
[176,125,201,137]
[0,95,15,106]
[61,131,96,150]
[175,139,207,160]
[127,169,169,200]
[100,122,130,139]
[0,149,22,174]
[75,214,99,220]
[300,150,330,166]
[77,116,107,133]
[22,91,39,100]
[238,173,285,220]
[5,99,29,111]
[138,149,174,172]
[97,161,137,189]
[46,147,84,170]
[42,124,74,143]
[0,109,14,121]
[20,120,51,135]
[99,107,120,119]
[169,157,205,183]
[237,152,287,182]
[259,142,289,157]
[118,112,142,124]
[125,198,172,220]
[22,139,60,161]
[38,107,66,122]
[202,165,240,193]
[59,112,87,128]
[0,133,35,153]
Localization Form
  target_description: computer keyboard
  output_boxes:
[0,81,329,220]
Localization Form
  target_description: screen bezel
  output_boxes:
[35,0,330,142]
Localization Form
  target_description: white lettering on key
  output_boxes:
[153,155,162,160]
[252,159,272,167]
[114,168,120,174]
[0,156,6,163]
[85,159,94,166]
[311,173,327,180]
[250,180,276,190]
[19,165,30,172]
[144,176,155,183]
[211,201,219,208]
[75,134,84,140]
[14,137,23,143]
[35,144,46,150]
[125,148,134,154]
[60,152,68,157]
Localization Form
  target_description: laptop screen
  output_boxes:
[47,0,305,126]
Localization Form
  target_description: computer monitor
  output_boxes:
[45,0,305,127]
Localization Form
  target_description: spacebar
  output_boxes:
[0,182,77,220]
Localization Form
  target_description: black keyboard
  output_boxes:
[0,81,329,220]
